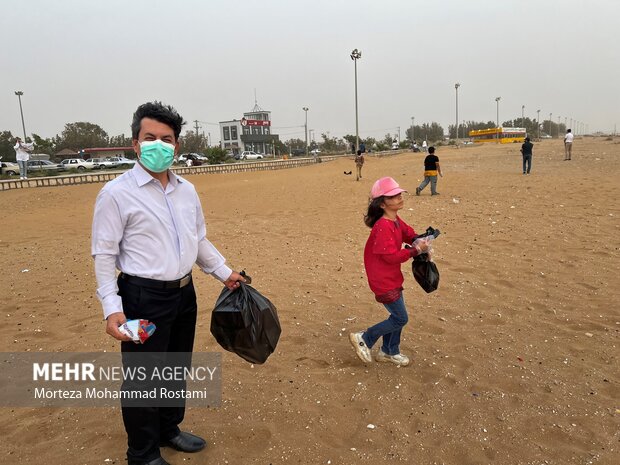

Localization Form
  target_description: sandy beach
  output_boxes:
[0,137,618,465]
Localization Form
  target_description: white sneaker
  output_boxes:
[376,349,410,366]
[349,332,372,363]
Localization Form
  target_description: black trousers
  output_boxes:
[118,275,198,463]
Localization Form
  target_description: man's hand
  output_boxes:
[223,271,247,290]
[106,312,132,341]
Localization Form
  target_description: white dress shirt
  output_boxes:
[92,163,232,319]
[564,133,574,143]
[14,142,31,161]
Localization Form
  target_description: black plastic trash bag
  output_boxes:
[411,226,441,293]
[210,276,281,364]
[412,258,440,293]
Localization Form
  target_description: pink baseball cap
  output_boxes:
[370,177,407,199]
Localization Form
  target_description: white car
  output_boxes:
[1,161,21,176]
[310,149,321,155]
[60,158,97,171]
[240,151,264,160]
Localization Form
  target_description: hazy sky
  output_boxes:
[2,0,619,144]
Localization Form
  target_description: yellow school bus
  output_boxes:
[469,127,526,144]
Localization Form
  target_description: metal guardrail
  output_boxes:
[0,156,341,191]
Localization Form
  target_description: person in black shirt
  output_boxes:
[521,137,533,175]
[415,146,442,196]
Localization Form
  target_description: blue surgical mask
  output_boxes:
[139,140,175,173]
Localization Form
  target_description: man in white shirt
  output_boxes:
[564,129,574,160]
[92,101,245,465]
[13,137,32,179]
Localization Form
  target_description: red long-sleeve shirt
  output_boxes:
[364,216,418,299]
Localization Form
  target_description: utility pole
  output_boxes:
[495,97,501,143]
[15,91,27,140]
[302,107,309,156]
[455,83,460,145]
[549,113,552,138]
[537,109,540,140]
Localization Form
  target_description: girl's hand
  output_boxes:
[412,237,430,254]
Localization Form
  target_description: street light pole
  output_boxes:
[302,107,309,156]
[536,109,540,140]
[15,91,27,140]
[557,116,561,138]
[549,113,552,138]
[455,83,460,145]
[522,105,525,131]
[350,48,362,151]
[495,97,501,143]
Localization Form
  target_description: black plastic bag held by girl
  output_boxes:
[210,274,281,364]
[412,258,440,293]
[411,226,441,293]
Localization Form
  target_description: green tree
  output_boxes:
[180,130,207,154]
[205,146,233,164]
[31,133,56,155]
[57,122,109,151]
[0,131,16,161]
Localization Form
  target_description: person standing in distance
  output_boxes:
[92,101,245,465]
[521,137,534,175]
[355,149,365,181]
[415,146,442,196]
[564,129,574,160]
[13,137,32,179]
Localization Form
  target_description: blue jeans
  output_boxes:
[418,175,438,194]
[362,295,409,356]
[17,160,28,178]
[522,154,532,174]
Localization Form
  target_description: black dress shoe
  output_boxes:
[161,431,207,453]
[128,457,171,465]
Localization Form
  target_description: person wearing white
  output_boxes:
[422,140,428,152]
[13,137,32,179]
[564,129,574,161]
[92,102,245,465]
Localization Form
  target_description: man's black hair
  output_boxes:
[525,137,530,142]
[131,101,186,140]
[428,146,435,154]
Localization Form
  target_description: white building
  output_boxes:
[219,102,279,156]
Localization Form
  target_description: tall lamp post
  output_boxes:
[410,116,415,144]
[495,97,501,143]
[350,48,362,151]
[549,113,552,138]
[302,107,309,156]
[455,83,460,144]
[521,105,525,131]
[15,91,27,140]
[557,116,561,138]
[536,109,541,140]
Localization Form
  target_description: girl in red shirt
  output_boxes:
[349,177,430,366]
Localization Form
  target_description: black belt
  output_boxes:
[119,272,192,289]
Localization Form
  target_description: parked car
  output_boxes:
[290,148,306,157]
[181,154,204,166]
[239,151,264,160]
[28,160,67,173]
[89,156,136,169]
[60,158,97,171]
[107,156,136,168]
[1,161,21,176]
[310,148,321,155]
[90,157,118,169]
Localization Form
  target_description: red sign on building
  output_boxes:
[241,117,271,127]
